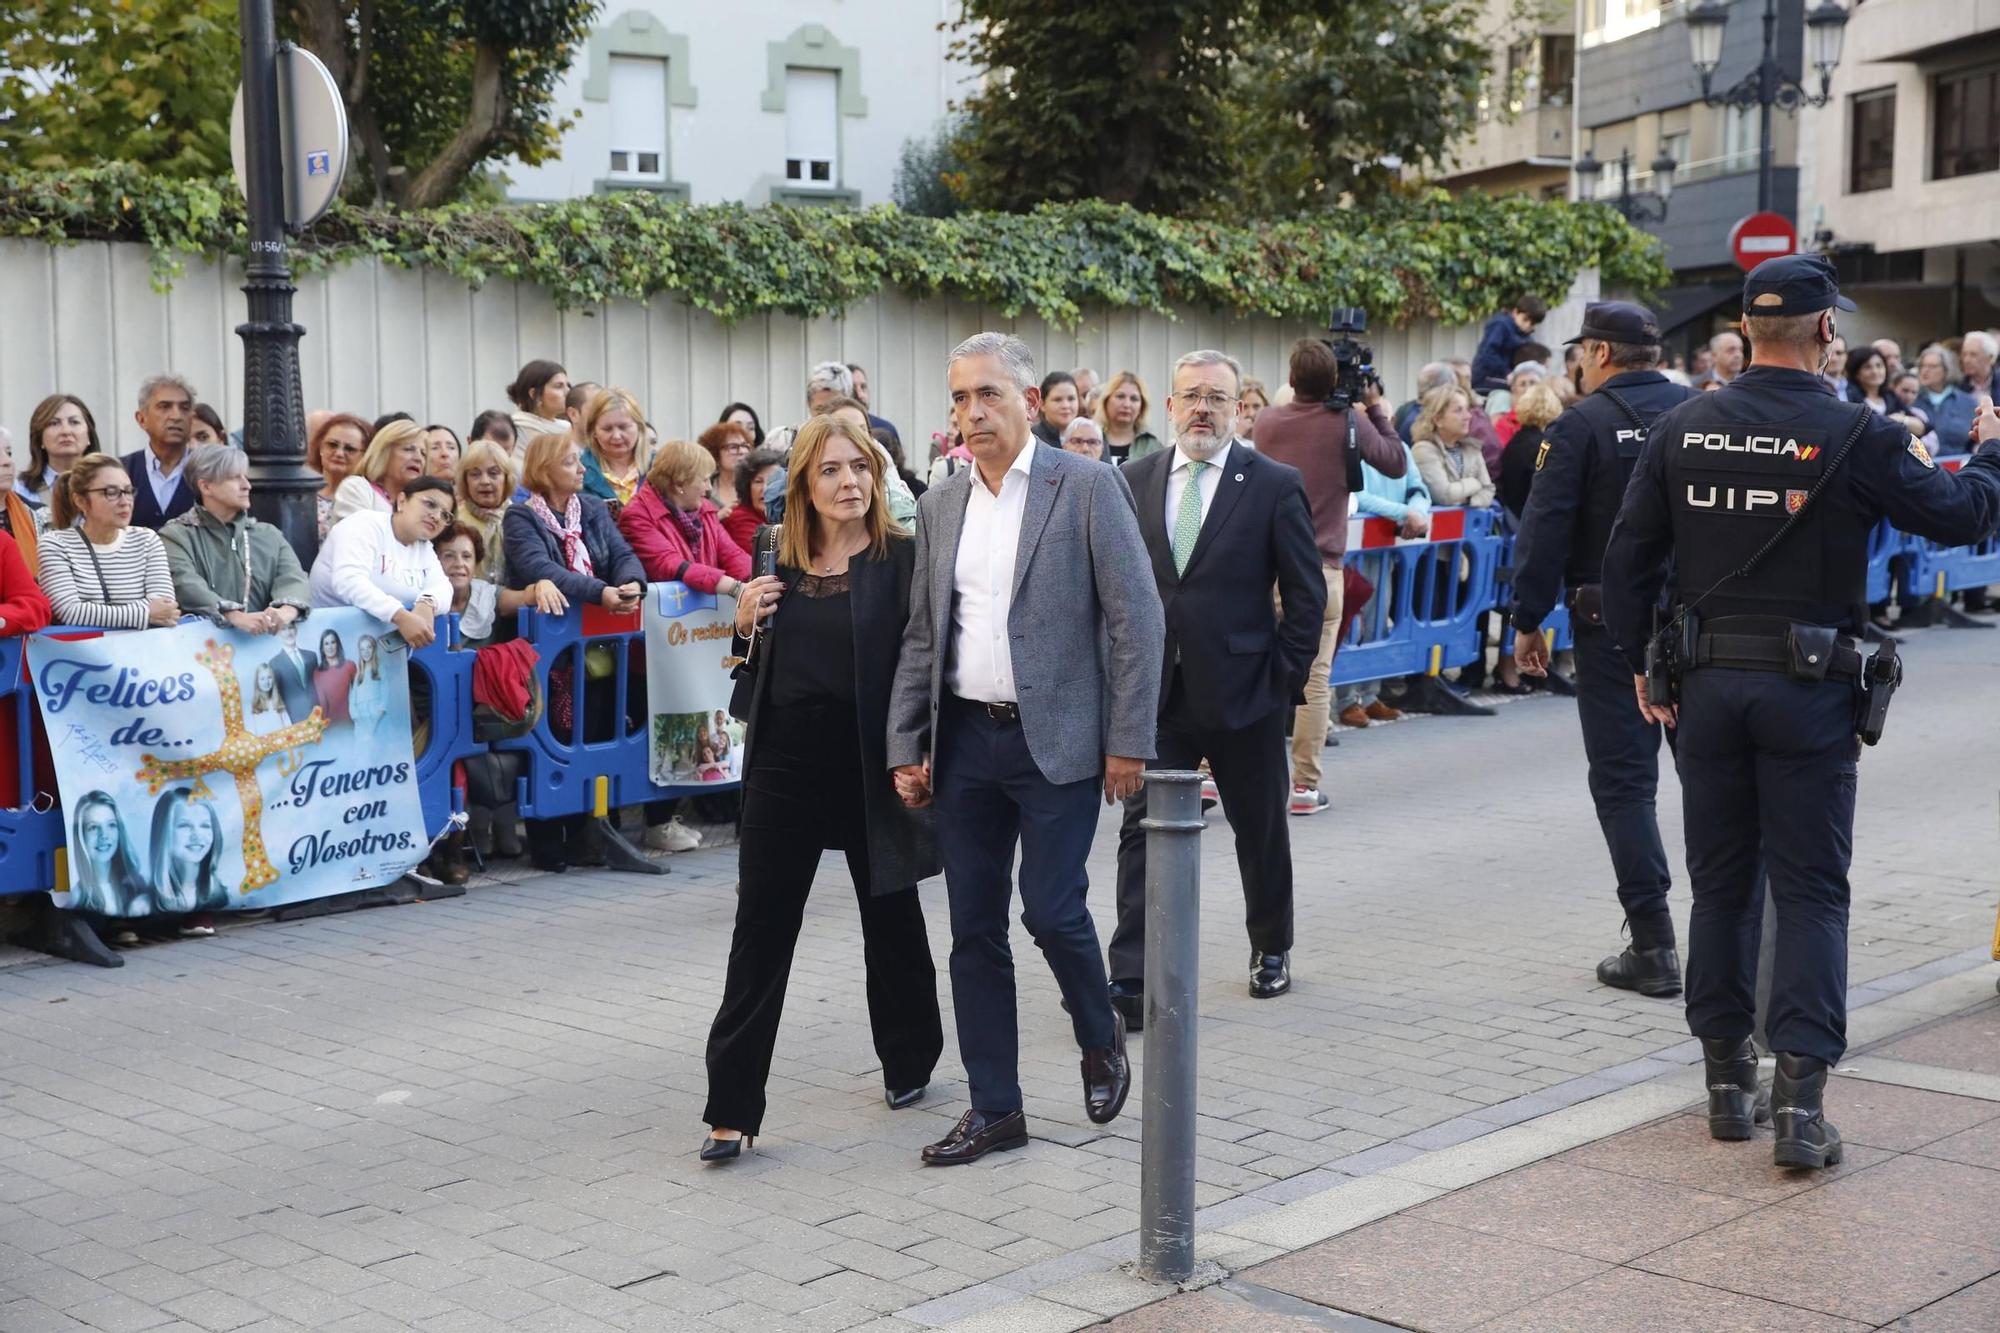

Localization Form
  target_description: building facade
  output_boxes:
[503,1,967,207]
[1428,0,1578,201]
[1801,0,2000,348]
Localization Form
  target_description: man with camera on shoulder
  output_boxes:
[1256,326,1409,817]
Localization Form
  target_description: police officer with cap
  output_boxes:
[1602,254,2000,1170]
[1512,301,1695,999]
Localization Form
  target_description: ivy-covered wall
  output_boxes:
[0,166,1666,327]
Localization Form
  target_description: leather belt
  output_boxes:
[951,695,1021,722]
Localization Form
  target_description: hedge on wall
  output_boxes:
[0,165,1670,328]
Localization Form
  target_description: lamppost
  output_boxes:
[1685,0,1850,215]
[1574,146,1678,223]
[236,0,321,565]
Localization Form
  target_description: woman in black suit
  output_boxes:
[701,414,944,1162]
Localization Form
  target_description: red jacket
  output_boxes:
[617,484,751,593]
[722,502,765,556]
[0,530,51,636]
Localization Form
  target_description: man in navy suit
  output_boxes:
[1110,350,1327,1011]
[267,621,321,724]
[123,374,198,530]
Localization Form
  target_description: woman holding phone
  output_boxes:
[699,413,943,1163]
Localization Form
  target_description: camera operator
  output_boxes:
[1256,334,1409,816]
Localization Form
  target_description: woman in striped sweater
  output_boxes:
[39,454,179,630]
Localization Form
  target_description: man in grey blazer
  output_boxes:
[889,332,1166,1165]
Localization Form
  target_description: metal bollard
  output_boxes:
[1137,769,1204,1284]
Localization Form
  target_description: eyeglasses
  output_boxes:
[1174,391,1237,411]
[87,485,136,500]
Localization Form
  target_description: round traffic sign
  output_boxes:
[231,43,350,231]
[1729,211,1797,273]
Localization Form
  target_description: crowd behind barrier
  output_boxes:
[4,511,1991,909]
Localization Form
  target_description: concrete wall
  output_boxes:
[0,240,1598,466]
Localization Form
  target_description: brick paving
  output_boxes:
[0,625,1994,1330]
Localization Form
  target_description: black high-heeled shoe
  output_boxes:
[885,1086,926,1111]
[699,1131,751,1163]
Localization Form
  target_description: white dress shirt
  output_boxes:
[144,448,186,513]
[1163,441,1227,534]
[948,442,1035,703]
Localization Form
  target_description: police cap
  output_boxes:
[1743,253,1857,315]
[1563,301,1661,347]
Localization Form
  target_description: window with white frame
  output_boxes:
[1722,105,1759,174]
[607,55,668,182]
[784,68,839,188]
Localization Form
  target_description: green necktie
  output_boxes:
[1173,460,1210,575]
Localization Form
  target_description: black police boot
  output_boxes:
[1771,1053,1843,1170]
[1700,1037,1770,1141]
[1596,945,1682,997]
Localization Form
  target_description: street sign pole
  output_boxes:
[236,0,321,566]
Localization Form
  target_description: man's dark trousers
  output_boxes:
[1572,621,1674,948]
[934,696,1116,1115]
[1677,667,1856,1066]
[1109,679,1292,983]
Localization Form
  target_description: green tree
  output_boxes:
[0,0,240,176]
[1229,0,1549,212]
[892,118,969,218]
[947,0,1240,214]
[948,0,1547,217]
[286,0,601,208]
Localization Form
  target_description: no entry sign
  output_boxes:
[1730,212,1797,273]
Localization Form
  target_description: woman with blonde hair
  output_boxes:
[1410,383,1495,509]
[700,413,940,1162]
[1092,370,1162,464]
[1498,381,1566,522]
[617,438,750,598]
[579,387,651,513]
[328,419,428,528]
[454,438,518,580]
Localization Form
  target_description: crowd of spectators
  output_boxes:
[5,312,1997,936]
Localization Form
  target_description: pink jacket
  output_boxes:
[617,484,751,594]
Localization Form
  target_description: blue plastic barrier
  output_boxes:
[1330,508,1500,688]
[1866,520,1904,606]
[0,638,62,897]
[410,616,486,841]
[496,587,739,823]
[1902,534,2000,603]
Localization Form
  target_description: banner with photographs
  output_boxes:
[641,583,743,789]
[29,609,430,916]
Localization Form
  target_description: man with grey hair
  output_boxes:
[1396,361,1457,443]
[889,331,1163,1165]
[161,444,312,636]
[125,373,199,529]
[1960,329,2000,402]
[1109,350,1325,1012]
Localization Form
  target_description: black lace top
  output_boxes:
[769,570,855,706]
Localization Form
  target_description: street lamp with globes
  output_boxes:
[1574,145,1679,224]
[1684,0,1850,215]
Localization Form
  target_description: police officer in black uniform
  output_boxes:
[1602,255,2000,1170]
[1511,301,1695,998]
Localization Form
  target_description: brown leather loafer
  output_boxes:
[921,1109,1028,1166]
[1082,1011,1131,1124]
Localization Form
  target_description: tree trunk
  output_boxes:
[1096,26,1181,206]
[287,0,393,203]
[401,41,509,209]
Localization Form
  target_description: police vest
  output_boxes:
[1570,377,1694,584]
[1661,396,1875,625]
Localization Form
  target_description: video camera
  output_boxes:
[1322,307,1381,413]
[1322,307,1381,488]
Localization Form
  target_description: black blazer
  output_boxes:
[1122,441,1327,732]
[269,645,321,724]
[730,532,939,895]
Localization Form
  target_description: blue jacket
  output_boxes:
[1925,385,1979,455]
[501,494,645,607]
[1354,442,1431,522]
[1471,312,1532,393]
